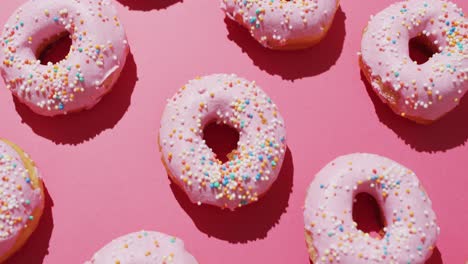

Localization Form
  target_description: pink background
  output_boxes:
[0,0,467,263]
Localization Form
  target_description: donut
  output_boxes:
[0,139,44,262]
[221,0,340,50]
[359,0,468,124]
[304,153,439,263]
[159,74,287,210]
[0,0,129,116]
[85,231,198,264]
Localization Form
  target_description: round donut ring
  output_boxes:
[86,231,198,264]
[0,0,129,116]
[304,153,439,263]
[0,139,44,262]
[159,74,287,210]
[221,0,340,50]
[360,0,468,123]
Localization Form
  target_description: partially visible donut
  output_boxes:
[85,231,198,264]
[221,0,340,50]
[304,153,439,263]
[159,74,287,210]
[0,139,44,263]
[0,0,129,116]
[360,0,468,123]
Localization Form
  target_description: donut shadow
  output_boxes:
[203,122,240,163]
[352,193,385,237]
[14,52,138,145]
[361,71,468,152]
[116,0,182,11]
[224,7,346,81]
[5,186,54,264]
[170,148,294,243]
[425,247,443,264]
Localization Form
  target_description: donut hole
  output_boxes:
[37,32,72,65]
[203,122,240,163]
[408,34,439,65]
[352,192,386,239]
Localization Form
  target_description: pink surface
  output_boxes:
[0,0,466,263]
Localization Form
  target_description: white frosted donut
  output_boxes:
[86,231,198,264]
[0,139,44,263]
[0,0,129,116]
[360,0,468,123]
[221,0,340,50]
[304,153,439,263]
[159,74,287,210]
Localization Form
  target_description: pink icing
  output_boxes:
[85,231,198,264]
[360,0,468,122]
[159,74,287,210]
[221,0,340,49]
[0,0,129,116]
[0,140,43,257]
[304,153,439,263]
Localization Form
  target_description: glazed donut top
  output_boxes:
[0,139,43,255]
[159,74,287,210]
[304,153,439,263]
[221,0,339,49]
[85,231,198,264]
[0,0,128,116]
[360,0,468,121]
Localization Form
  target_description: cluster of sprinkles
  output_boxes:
[0,142,40,241]
[160,74,287,209]
[117,233,175,264]
[304,154,440,263]
[360,0,468,119]
[87,231,195,264]
[222,0,336,47]
[0,0,126,114]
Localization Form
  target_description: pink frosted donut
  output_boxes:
[159,74,287,210]
[221,0,340,50]
[304,153,439,263]
[0,0,129,116]
[0,139,44,262]
[360,0,468,124]
[86,231,198,264]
